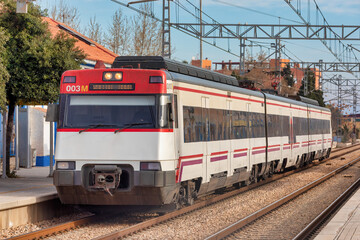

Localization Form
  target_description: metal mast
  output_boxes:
[162,0,171,58]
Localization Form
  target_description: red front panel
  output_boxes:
[60,69,167,95]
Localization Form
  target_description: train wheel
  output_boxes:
[267,163,274,178]
[249,165,258,183]
[176,185,187,209]
[295,156,301,169]
[176,181,197,208]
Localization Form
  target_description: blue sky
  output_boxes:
[35,0,360,62]
[36,0,360,110]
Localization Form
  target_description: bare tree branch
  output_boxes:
[104,9,131,55]
[86,15,103,45]
[131,3,161,56]
[51,0,81,31]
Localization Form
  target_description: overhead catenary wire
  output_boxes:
[110,0,240,58]
[214,0,303,24]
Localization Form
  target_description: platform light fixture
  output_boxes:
[16,0,34,14]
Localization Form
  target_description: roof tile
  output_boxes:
[43,17,118,65]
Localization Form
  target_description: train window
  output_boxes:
[224,110,231,140]
[183,106,302,142]
[267,114,289,137]
[232,111,244,139]
[249,112,265,138]
[210,109,224,141]
[183,106,203,142]
[159,95,172,128]
[282,116,290,136]
[62,95,157,129]
[202,107,210,141]
[173,95,178,128]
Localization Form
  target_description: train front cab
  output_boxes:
[53,69,180,205]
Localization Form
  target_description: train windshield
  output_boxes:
[60,95,169,129]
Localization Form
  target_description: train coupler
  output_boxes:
[90,165,122,196]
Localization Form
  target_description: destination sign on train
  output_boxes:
[89,83,135,91]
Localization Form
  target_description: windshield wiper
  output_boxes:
[114,122,152,134]
[79,124,116,133]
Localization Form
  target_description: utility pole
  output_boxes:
[239,38,245,75]
[352,87,357,144]
[337,75,342,139]
[304,67,308,96]
[199,0,202,68]
[277,38,281,93]
[2,111,6,178]
[162,0,171,58]
[318,59,323,90]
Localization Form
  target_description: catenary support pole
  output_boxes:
[15,106,19,170]
[49,121,54,177]
[2,111,7,178]
[199,0,202,68]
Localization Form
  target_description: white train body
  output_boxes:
[53,57,332,205]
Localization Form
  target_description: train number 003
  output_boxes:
[65,85,88,92]
[66,85,80,92]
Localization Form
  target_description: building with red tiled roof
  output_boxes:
[43,17,118,68]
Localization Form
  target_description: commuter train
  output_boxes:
[53,56,332,206]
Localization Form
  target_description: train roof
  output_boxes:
[112,56,240,86]
[111,56,330,113]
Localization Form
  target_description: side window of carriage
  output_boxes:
[173,95,178,128]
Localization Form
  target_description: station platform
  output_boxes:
[0,167,58,228]
[315,187,360,240]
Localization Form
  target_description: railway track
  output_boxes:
[206,157,360,240]
[293,177,360,240]
[8,215,96,240]
[93,144,360,240]
[7,143,360,240]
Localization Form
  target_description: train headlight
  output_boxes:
[56,161,75,170]
[114,72,122,80]
[104,72,113,80]
[140,162,161,171]
[103,71,123,81]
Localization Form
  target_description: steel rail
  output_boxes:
[205,156,360,240]
[93,145,360,240]
[8,144,358,240]
[8,215,96,240]
[293,177,360,240]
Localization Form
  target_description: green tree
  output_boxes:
[298,68,325,107]
[341,125,349,143]
[327,104,342,135]
[0,27,9,110]
[281,63,294,87]
[0,0,85,176]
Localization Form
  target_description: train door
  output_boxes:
[173,94,180,170]
[246,103,252,171]
[226,100,232,175]
[201,97,209,182]
[307,108,311,157]
[290,112,294,163]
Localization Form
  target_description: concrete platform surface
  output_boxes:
[315,187,360,240]
[0,167,57,211]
